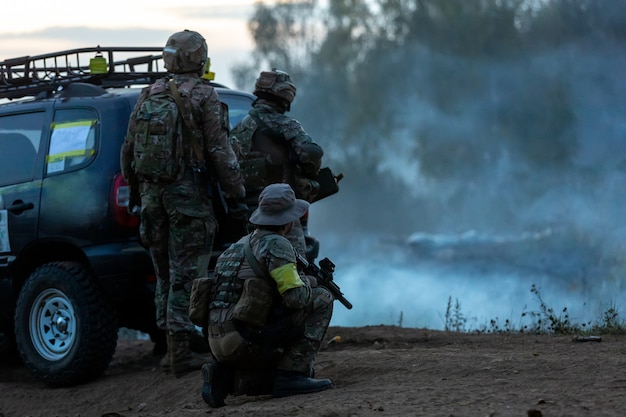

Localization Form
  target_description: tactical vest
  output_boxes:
[210,239,276,329]
[210,242,245,309]
[235,114,292,197]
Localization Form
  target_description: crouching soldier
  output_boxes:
[201,183,334,407]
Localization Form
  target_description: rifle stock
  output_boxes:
[296,253,353,310]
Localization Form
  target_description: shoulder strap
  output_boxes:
[243,235,270,279]
[169,79,204,163]
[249,113,289,141]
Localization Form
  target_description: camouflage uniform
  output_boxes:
[208,228,333,377]
[231,71,324,255]
[201,183,333,406]
[121,74,245,335]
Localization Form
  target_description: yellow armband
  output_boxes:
[270,263,304,294]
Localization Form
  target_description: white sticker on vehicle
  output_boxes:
[47,120,95,174]
[47,159,66,174]
[0,209,10,253]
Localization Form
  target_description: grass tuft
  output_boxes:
[444,284,626,335]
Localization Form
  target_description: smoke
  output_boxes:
[311,225,625,330]
[304,33,626,330]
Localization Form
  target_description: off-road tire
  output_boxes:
[14,261,118,386]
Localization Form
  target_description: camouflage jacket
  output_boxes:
[121,74,245,198]
[208,229,312,329]
[230,101,323,202]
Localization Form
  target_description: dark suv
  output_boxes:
[0,48,258,386]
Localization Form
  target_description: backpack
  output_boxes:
[129,81,186,182]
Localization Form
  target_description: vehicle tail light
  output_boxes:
[111,173,139,229]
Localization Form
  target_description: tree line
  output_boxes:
[232,0,626,238]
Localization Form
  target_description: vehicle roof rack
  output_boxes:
[0,46,222,100]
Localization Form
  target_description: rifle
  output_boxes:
[296,253,352,310]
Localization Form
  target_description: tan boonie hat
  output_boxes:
[249,183,309,226]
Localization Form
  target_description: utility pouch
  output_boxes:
[189,277,213,328]
[232,278,273,328]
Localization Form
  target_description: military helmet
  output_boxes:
[163,29,208,75]
[253,69,297,105]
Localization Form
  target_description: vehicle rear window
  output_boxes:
[220,93,253,128]
[0,112,44,186]
[47,109,98,175]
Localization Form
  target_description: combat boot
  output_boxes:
[158,334,171,373]
[273,369,334,398]
[161,330,209,373]
[160,351,171,373]
[201,359,234,408]
[169,332,207,378]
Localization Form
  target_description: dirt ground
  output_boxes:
[0,325,624,417]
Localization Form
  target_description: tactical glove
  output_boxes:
[301,274,318,288]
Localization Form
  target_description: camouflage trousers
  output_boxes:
[210,287,333,376]
[139,180,216,334]
[277,286,334,375]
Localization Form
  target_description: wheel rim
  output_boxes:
[29,288,77,361]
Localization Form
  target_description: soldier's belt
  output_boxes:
[208,321,237,337]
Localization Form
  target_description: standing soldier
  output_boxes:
[230,69,324,255]
[120,29,246,378]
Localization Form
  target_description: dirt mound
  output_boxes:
[1,325,622,417]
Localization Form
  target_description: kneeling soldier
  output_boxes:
[202,183,334,407]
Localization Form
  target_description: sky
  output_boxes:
[0,1,259,87]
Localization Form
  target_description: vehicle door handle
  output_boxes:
[8,201,34,214]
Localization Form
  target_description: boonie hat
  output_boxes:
[249,183,309,226]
